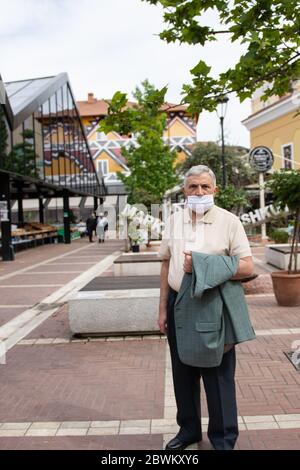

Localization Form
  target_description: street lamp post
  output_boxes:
[216,95,229,188]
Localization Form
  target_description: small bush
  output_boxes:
[271,229,289,244]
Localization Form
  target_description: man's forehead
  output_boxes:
[186,174,214,185]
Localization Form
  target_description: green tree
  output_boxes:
[99,80,178,205]
[267,170,300,273]
[178,141,256,188]
[143,1,300,113]
[3,129,37,178]
[215,185,250,214]
[0,105,8,168]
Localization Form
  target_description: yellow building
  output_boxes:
[77,93,197,193]
[243,81,300,170]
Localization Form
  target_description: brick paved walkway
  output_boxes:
[0,244,300,450]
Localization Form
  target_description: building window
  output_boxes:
[97,160,108,175]
[97,131,106,141]
[105,172,122,182]
[282,144,293,170]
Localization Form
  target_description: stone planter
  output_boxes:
[114,253,162,276]
[271,271,300,306]
[68,275,160,335]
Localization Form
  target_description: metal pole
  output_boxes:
[63,189,71,244]
[17,184,24,225]
[220,116,226,187]
[259,172,267,240]
[93,197,98,212]
[0,172,14,261]
[39,196,44,224]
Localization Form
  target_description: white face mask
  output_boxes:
[186,194,214,215]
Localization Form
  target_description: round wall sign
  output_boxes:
[249,146,274,172]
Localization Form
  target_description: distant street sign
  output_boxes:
[249,146,274,172]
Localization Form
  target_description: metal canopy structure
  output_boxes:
[0,73,106,260]
[1,73,106,198]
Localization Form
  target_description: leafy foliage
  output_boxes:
[267,170,300,213]
[177,141,256,189]
[2,129,38,178]
[99,80,179,205]
[215,184,249,214]
[267,170,300,273]
[270,229,289,244]
[0,105,8,168]
[143,0,300,112]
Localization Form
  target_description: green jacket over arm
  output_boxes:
[174,252,256,368]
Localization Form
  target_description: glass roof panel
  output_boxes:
[4,77,54,112]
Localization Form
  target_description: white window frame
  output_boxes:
[97,159,109,175]
[281,143,294,170]
[104,172,120,181]
[96,131,106,141]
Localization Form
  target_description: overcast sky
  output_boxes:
[0,0,251,146]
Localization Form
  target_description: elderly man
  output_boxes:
[158,165,254,451]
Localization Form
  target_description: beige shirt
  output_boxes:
[158,205,252,292]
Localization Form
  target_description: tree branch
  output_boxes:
[191,51,300,104]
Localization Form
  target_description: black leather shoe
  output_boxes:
[165,435,202,450]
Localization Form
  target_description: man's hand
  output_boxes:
[183,251,192,273]
[224,344,234,353]
[158,307,167,334]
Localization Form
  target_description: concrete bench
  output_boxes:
[113,252,162,276]
[68,275,160,336]
[265,244,300,270]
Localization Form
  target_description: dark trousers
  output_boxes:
[167,287,239,450]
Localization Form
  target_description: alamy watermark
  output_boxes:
[291,340,300,369]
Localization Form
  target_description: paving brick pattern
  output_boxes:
[0,240,97,276]
[247,296,300,329]
[0,308,29,328]
[243,274,274,295]
[0,273,79,286]
[0,341,165,422]
[27,304,71,340]
[0,238,124,323]
[0,434,163,450]
[235,429,300,450]
[236,335,300,416]
[1,242,300,450]
[0,288,63,306]
[1,430,300,450]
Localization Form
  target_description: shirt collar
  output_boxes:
[183,205,217,224]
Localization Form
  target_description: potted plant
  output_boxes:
[128,224,145,253]
[267,170,300,306]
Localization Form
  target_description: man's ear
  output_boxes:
[214,186,219,195]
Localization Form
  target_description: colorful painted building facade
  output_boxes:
[243,81,300,170]
[77,93,198,194]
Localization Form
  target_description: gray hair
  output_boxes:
[184,165,216,188]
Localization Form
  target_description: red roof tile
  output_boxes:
[77,94,189,117]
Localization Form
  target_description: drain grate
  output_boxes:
[284,351,300,372]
